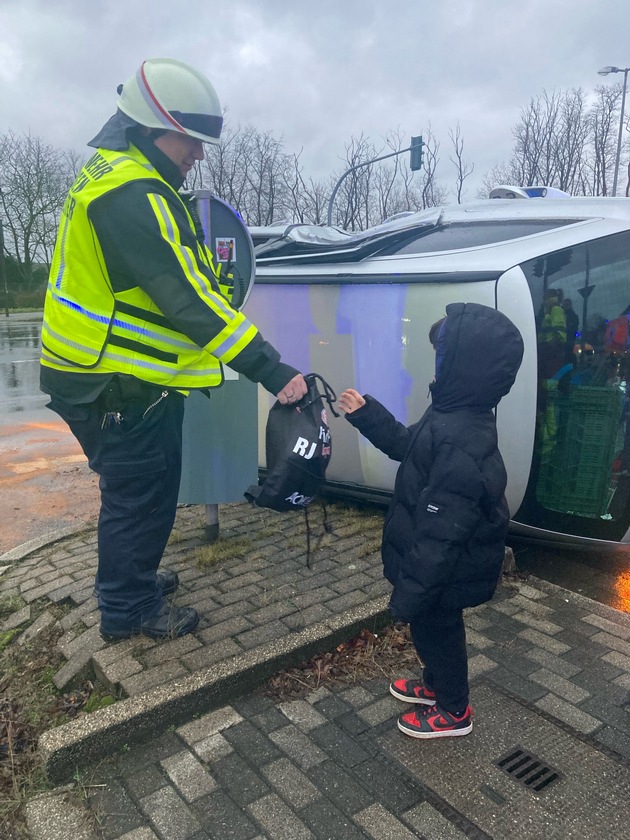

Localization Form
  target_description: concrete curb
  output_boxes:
[519,574,630,627]
[0,524,95,565]
[35,568,630,784]
[39,595,391,783]
[25,787,99,840]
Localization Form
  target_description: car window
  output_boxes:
[391,220,577,255]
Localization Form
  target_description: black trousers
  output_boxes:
[409,607,469,713]
[48,382,185,631]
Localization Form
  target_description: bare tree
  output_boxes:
[243,127,289,226]
[555,88,590,192]
[371,128,409,222]
[482,85,630,197]
[63,148,85,181]
[282,151,329,224]
[409,127,447,210]
[329,133,379,230]
[328,128,448,230]
[192,116,252,211]
[0,131,75,285]
[511,90,574,187]
[195,119,298,225]
[448,123,474,203]
[587,83,624,195]
[189,110,454,231]
[478,160,521,198]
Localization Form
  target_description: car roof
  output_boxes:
[253,197,630,278]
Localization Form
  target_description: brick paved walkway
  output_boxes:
[26,573,630,840]
[3,503,630,839]
[0,502,386,695]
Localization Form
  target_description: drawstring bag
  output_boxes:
[245,373,338,512]
[245,373,338,565]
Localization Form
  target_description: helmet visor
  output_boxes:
[169,110,223,141]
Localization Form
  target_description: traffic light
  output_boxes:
[410,136,424,171]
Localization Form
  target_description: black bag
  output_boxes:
[244,373,338,513]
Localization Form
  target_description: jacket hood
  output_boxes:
[429,302,524,412]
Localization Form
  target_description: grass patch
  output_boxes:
[313,502,384,556]
[255,523,281,539]
[82,692,116,714]
[321,502,384,533]
[1,616,64,837]
[0,630,19,653]
[167,528,185,545]
[333,512,383,536]
[0,595,26,623]
[357,538,382,558]
[195,535,253,568]
[0,604,118,838]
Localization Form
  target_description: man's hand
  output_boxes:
[277,373,308,405]
[339,389,366,414]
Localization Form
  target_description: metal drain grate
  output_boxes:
[494,746,563,793]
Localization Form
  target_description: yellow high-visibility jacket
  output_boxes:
[41,145,264,390]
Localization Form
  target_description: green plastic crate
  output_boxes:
[536,386,624,518]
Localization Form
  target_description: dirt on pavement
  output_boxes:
[0,417,99,555]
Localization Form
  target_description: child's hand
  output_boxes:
[339,389,366,414]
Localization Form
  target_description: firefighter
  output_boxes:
[40,58,306,641]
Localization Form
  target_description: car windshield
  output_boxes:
[388,219,578,255]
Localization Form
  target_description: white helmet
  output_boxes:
[117,58,223,144]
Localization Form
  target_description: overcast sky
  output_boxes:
[2,0,630,201]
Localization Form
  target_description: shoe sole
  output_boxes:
[100,628,138,642]
[397,719,473,739]
[100,625,197,642]
[389,684,436,705]
[100,614,199,642]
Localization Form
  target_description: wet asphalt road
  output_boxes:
[0,312,99,553]
[0,312,628,612]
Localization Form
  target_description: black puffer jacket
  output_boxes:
[346,302,524,622]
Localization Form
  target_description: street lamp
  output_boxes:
[597,65,630,196]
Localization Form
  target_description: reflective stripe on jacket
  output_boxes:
[41,145,257,389]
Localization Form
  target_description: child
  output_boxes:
[339,302,523,739]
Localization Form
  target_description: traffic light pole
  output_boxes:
[326,137,423,226]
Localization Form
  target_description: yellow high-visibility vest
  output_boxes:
[41,145,257,388]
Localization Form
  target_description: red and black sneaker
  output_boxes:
[389,679,436,705]
[398,704,473,739]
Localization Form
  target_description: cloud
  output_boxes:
[2,0,630,200]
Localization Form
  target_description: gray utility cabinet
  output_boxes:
[178,193,258,528]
